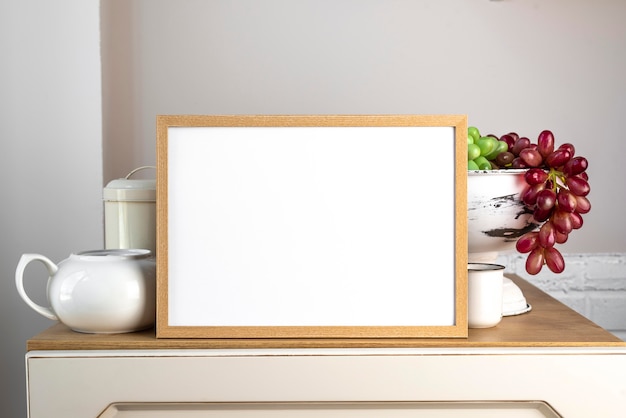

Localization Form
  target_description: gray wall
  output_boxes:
[2,0,626,416]
[0,1,102,417]
[101,0,626,254]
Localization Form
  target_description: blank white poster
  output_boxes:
[166,126,456,327]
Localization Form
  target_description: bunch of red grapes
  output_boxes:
[490,130,591,275]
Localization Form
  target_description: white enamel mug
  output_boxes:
[468,263,505,329]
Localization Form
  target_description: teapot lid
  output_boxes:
[74,249,153,259]
[103,166,156,202]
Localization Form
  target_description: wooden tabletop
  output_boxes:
[27,275,625,351]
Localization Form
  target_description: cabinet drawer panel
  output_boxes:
[27,351,626,417]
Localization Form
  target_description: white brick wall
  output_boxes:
[497,253,626,341]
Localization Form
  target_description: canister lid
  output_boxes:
[103,167,156,202]
[103,178,156,202]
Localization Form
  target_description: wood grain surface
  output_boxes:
[27,275,625,351]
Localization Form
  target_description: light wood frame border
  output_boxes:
[156,115,468,340]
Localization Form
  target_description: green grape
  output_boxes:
[474,156,491,170]
[468,159,479,170]
[468,126,480,143]
[467,143,481,161]
[484,140,508,161]
[477,136,498,157]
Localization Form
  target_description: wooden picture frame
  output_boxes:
[156,115,468,340]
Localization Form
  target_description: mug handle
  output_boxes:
[15,254,59,320]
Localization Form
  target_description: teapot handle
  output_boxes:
[15,254,59,320]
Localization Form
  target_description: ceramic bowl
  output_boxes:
[468,169,539,263]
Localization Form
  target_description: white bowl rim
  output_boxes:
[468,169,529,176]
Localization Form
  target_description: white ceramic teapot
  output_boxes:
[15,249,156,333]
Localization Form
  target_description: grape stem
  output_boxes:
[547,168,566,190]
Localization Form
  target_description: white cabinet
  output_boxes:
[26,346,626,417]
[25,278,626,417]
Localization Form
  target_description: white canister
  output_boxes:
[104,166,156,254]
